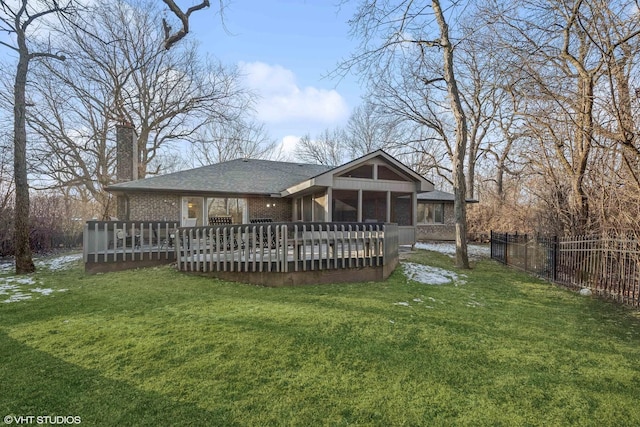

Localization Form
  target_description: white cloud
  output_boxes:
[239,61,349,125]
[271,135,300,161]
[280,135,300,154]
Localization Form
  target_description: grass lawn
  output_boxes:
[1,249,640,426]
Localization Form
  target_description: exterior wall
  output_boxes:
[128,193,181,221]
[416,224,456,241]
[116,195,128,220]
[126,193,293,223]
[416,202,456,241]
[444,203,455,225]
[247,197,292,222]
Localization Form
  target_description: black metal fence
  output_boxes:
[491,231,640,307]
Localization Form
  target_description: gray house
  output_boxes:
[107,124,470,245]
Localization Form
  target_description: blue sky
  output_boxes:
[189,0,363,154]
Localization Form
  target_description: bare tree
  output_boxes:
[486,0,598,234]
[343,101,400,156]
[0,0,77,273]
[585,0,640,191]
[190,119,280,166]
[26,0,247,217]
[487,86,526,200]
[485,0,640,235]
[295,128,346,166]
[340,0,471,268]
[456,27,503,200]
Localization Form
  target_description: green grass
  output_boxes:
[1,251,640,426]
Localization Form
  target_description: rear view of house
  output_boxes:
[107,122,472,245]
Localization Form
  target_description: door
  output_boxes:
[182,197,204,226]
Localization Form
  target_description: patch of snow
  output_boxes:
[415,242,490,259]
[466,300,484,307]
[0,252,82,274]
[8,276,36,285]
[31,287,55,296]
[35,253,82,271]
[402,262,467,286]
[0,275,69,304]
[2,292,32,303]
[412,298,423,303]
[579,288,593,296]
[0,261,13,273]
[394,301,411,307]
[0,283,20,294]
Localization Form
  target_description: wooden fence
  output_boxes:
[176,222,398,274]
[83,221,179,272]
[491,231,640,307]
[83,221,399,283]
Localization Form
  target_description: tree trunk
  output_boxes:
[13,46,35,274]
[465,158,476,200]
[433,0,469,269]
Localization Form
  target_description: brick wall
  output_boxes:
[128,193,180,221]
[444,203,455,225]
[416,202,456,241]
[247,197,292,222]
[416,224,456,241]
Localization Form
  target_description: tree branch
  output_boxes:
[161,0,210,50]
[29,51,66,61]
[0,39,18,51]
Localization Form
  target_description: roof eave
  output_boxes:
[106,185,277,198]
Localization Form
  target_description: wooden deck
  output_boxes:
[83,221,399,284]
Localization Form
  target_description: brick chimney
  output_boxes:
[115,121,137,220]
[116,121,138,182]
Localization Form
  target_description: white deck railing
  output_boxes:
[83,220,180,263]
[176,222,398,273]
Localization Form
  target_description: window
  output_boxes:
[302,195,313,221]
[182,197,204,226]
[391,192,412,226]
[339,164,373,179]
[417,202,445,224]
[295,198,303,221]
[378,165,407,181]
[207,197,246,224]
[362,191,387,222]
[295,192,326,222]
[313,193,326,222]
[332,190,358,222]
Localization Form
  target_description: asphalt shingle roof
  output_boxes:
[417,190,455,201]
[107,158,333,195]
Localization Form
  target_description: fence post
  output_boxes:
[505,232,509,265]
[552,235,558,282]
[490,230,494,259]
[524,234,528,272]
